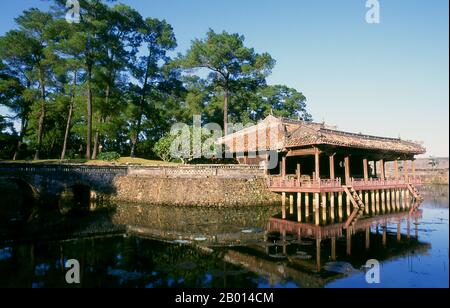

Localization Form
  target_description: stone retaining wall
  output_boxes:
[127,164,265,178]
[110,176,279,207]
[0,163,279,207]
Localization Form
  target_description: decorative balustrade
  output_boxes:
[127,164,265,178]
[267,176,342,190]
[268,176,422,191]
[0,163,128,175]
[0,163,266,179]
[0,162,424,183]
[407,177,423,185]
[350,177,422,188]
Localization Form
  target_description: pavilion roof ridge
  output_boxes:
[318,127,402,142]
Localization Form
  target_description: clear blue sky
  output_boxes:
[1,0,448,157]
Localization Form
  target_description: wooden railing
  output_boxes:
[407,177,423,185]
[267,176,342,189]
[267,176,422,190]
[349,177,422,188]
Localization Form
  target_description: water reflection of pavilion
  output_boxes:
[224,209,429,287]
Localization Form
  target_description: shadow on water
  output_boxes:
[0,185,448,288]
[0,177,120,242]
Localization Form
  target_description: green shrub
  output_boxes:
[153,133,176,162]
[98,151,121,162]
[153,127,218,163]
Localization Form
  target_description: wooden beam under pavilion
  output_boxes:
[286,148,322,157]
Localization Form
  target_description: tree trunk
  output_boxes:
[92,130,100,160]
[130,137,137,158]
[92,85,110,160]
[61,72,77,161]
[49,136,56,155]
[130,117,142,158]
[130,52,151,158]
[34,67,46,160]
[223,88,229,136]
[13,118,28,161]
[86,64,93,160]
[13,141,22,161]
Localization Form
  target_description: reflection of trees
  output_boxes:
[2,195,279,245]
[0,236,260,288]
[0,218,433,288]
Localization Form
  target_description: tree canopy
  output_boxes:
[0,1,312,162]
[173,29,275,134]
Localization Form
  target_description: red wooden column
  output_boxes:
[329,154,335,180]
[281,156,286,179]
[296,163,301,179]
[344,156,351,184]
[404,160,409,181]
[394,160,400,180]
[412,160,416,178]
[363,158,369,181]
[314,148,321,182]
[379,159,385,180]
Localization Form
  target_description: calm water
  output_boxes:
[0,186,448,288]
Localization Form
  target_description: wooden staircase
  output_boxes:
[407,184,424,214]
[407,184,424,202]
[343,186,366,229]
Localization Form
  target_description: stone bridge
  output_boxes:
[0,163,278,237]
[0,163,270,208]
[0,164,131,224]
[0,164,128,201]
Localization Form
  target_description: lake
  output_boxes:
[0,185,448,288]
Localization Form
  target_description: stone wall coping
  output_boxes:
[126,164,264,170]
[0,163,265,176]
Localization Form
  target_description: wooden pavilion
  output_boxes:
[218,115,426,228]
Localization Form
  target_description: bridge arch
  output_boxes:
[0,178,39,224]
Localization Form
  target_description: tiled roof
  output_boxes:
[218,115,286,153]
[285,124,426,154]
[218,116,426,155]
